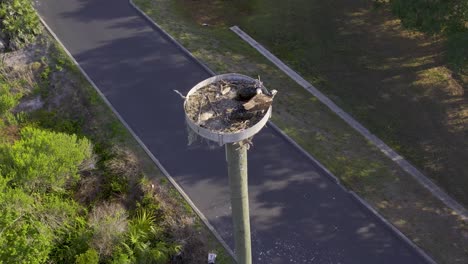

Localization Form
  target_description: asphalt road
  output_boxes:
[36,0,430,263]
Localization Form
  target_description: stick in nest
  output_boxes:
[197,100,202,124]
[205,95,219,116]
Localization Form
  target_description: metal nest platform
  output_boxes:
[184,73,273,145]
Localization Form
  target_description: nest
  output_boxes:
[185,79,268,133]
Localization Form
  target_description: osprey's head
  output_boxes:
[270,89,278,97]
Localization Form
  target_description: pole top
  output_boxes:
[184,73,274,145]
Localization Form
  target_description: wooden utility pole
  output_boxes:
[226,143,251,264]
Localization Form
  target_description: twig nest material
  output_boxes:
[185,79,273,133]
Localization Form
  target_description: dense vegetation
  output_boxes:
[0,128,91,263]
[0,0,42,50]
[0,1,221,262]
[0,53,181,263]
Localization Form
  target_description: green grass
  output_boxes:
[233,0,468,207]
[134,0,468,263]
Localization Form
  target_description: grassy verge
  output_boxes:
[0,26,232,263]
[134,0,467,263]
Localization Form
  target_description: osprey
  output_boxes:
[242,89,278,112]
[236,86,262,101]
[230,89,277,121]
[236,77,264,101]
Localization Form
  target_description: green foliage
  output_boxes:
[137,192,161,213]
[100,172,129,200]
[0,171,85,263]
[0,81,21,116]
[389,0,468,71]
[0,18,187,263]
[75,249,99,264]
[40,65,51,81]
[109,120,127,139]
[0,125,92,263]
[51,42,75,71]
[38,194,82,229]
[118,208,180,264]
[0,182,54,263]
[128,209,160,241]
[100,147,140,199]
[30,110,83,135]
[48,216,93,264]
[0,127,92,193]
[110,247,132,264]
[0,0,42,49]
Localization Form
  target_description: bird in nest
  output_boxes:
[242,89,277,112]
[236,76,265,101]
[236,86,262,101]
[230,87,278,121]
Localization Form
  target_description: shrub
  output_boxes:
[101,147,140,198]
[0,184,54,263]
[30,110,84,135]
[48,216,93,264]
[104,147,140,179]
[0,171,86,263]
[0,0,42,49]
[0,127,93,193]
[119,208,181,264]
[89,202,128,257]
[38,194,82,229]
[0,159,86,264]
[0,82,21,116]
[75,248,99,264]
[110,247,132,264]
